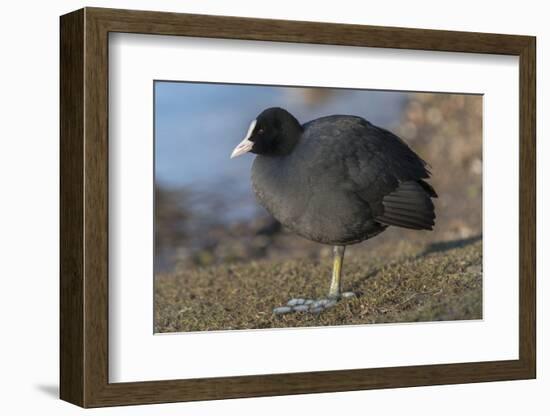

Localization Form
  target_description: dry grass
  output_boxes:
[155,238,482,333]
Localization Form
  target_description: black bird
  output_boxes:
[231,107,437,313]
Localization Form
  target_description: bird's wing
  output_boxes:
[331,119,437,230]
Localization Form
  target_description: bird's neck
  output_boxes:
[275,118,303,156]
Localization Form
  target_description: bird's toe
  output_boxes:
[272,306,293,315]
[341,291,358,299]
[273,294,357,316]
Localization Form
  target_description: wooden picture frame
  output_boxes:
[60,7,536,408]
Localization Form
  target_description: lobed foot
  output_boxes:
[272,292,358,315]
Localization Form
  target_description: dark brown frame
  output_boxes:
[60,7,536,408]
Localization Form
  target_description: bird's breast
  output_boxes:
[251,155,309,227]
[251,154,380,245]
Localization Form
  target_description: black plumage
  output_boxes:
[233,107,437,246]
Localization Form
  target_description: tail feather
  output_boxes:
[376,180,436,230]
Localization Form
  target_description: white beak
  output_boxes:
[231,119,257,159]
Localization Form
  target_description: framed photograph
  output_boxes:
[60,7,536,407]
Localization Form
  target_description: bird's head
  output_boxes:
[230,107,303,158]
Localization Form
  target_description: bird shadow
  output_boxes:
[346,234,482,294]
[419,234,482,257]
[34,384,59,399]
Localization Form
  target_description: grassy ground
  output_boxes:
[155,237,482,333]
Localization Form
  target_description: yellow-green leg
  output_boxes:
[328,245,346,298]
[272,245,356,315]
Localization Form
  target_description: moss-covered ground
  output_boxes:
[155,238,481,333]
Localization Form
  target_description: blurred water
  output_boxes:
[154,82,408,222]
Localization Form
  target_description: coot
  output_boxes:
[231,107,437,313]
